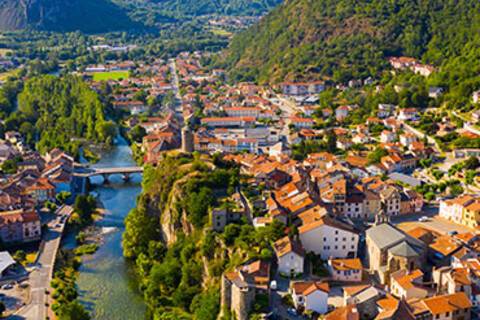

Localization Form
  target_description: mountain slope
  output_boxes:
[0,0,282,32]
[222,0,480,83]
[0,0,137,33]
[150,0,282,16]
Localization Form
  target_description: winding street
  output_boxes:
[13,205,73,320]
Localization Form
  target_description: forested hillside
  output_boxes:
[221,0,480,84]
[142,0,281,16]
[0,0,281,32]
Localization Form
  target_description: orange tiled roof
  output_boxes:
[330,258,362,271]
[292,281,329,295]
[421,292,471,315]
[325,305,360,320]
[429,235,461,256]
[343,285,370,297]
[273,236,304,257]
[391,269,423,290]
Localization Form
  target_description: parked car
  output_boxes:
[448,230,458,236]
[418,216,429,222]
[270,280,277,290]
[287,308,297,316]
[2,283,14,290]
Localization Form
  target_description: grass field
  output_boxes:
[210,27,233,37]
[92,71,130,81]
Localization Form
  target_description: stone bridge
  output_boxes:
[73,166,143,183]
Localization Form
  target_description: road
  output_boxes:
[400,121,441,153]
[270,274,304,320]
[168,59,185,125]
[238,188,253,224]
[269,94,301,139]
[14,205,73,320]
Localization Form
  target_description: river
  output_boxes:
[75,136,146,319]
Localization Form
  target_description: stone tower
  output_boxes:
[181,125,194,153]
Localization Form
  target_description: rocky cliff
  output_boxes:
[0,0,136,32]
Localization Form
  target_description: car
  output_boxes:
[55,224,61,228]
[448,231,458,236]
[287,308,297,316]
[2,283,13,290]
[270,280,277,290]
[418,216,429,222]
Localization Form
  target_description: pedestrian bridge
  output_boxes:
[73,166,143,182]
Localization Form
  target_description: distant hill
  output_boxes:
[221,0,480,83]
[0,0,138,33]
[0,0,282,33]
[147,0,282,16]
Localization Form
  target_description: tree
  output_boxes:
[223,224,241,246]
[13,250,26,264]
[73,195,96,224]
[186,187,213,228]
[464,156,480,170]
[367,147,389,165]
[326,130,337,153]
[19,122,36,146]
[1,158,18,174]
[129,125,147,143]
[57,300,90,320]
[56,191,72,204]
[466,170,477,185]
[0,301,5,317]
[449,184,464,197]
[96,121,116,145]
[190,290,220,320]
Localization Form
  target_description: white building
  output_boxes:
[439,195,476,225]
[298,216,359,259]
[224,107,261,118]
[390,269,428,300]
[399,133,417,147]
[380,130,397,143]
[328,258,363,282]
[291,281,329,314]
[377,104,395,118]
[281,81,325,96]
[273,236,305,276]
[335,106,350,121]
[474,90,480,104]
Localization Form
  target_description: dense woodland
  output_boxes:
[221,0,480,88]
[1,75,115,157]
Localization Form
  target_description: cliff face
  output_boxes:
[159,171,199,244]
[0,0,136,32]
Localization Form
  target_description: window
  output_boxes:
[335,230,338,235]
[323,237,327,241]
[343,246,346,250]
[334,246,338,250]
[343,237,346,241]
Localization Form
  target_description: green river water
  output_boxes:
[75,137,146,319]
